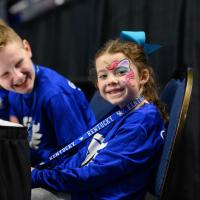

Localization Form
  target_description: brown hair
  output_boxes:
[90,39,168,123]
[0,19,22,48]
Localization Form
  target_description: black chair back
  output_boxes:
[148,67,193,200]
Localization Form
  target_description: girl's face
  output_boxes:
[96,52,149,108]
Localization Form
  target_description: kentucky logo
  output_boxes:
[81,133,105,166]
[23,116,42,150]
[160,130,166,140]
[116,111,124,116]
[67,80,76,89]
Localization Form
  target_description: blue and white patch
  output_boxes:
[67,80,77,89]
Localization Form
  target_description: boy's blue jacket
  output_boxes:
[0,89,9,120]
[9,65,96,166]
[32,103,165,200]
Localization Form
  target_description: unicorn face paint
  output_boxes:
[106,59,136,86]
[113,59,136,86]
[96,52,143,108]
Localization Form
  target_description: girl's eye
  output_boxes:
[115,66,130,76]
[98,74,108,79]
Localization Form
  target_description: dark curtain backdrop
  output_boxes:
[7,0,200,199]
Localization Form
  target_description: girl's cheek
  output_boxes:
[124,71,135,85]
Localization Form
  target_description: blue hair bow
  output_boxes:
[120,31,161,54]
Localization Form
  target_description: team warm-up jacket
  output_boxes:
[32,103,165,200]
[9,65,96,166]
[0,89,9,120]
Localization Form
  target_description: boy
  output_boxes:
[0,20,96,166]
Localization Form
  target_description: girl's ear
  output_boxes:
[96,81,99,89]
[140,69,149,85]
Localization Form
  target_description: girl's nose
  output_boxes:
[107,74,119,85]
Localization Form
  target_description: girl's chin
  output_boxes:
[109,97,134,108]
[108,98,124,107]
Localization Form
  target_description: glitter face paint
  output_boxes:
[112,59,136,86]
[99,58,136,86]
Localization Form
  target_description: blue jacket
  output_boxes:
[32,103,165,200]
[0,88,9,120]
[9,65,96,166]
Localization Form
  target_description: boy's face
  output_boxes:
[0,40,35,94]
[96,52,149,108]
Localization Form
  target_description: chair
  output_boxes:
[89,91,117,121]
[146,66,193,200]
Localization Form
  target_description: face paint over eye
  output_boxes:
[115,66,130,75]
[115,59,132,75]
[117,59,136,85]
[118,59,130,68]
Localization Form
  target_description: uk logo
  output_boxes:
[116,111,123,116]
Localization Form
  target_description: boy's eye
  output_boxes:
[115,66,130,76]
[15,59,23,69]
[1,72,9,78]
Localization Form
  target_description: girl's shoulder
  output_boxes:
[123,103,163,127]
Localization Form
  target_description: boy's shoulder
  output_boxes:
[37,66,84,98]
[37,66,65,84]
[37,66,76,91]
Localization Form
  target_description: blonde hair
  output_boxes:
[0,19,22,48]
[90,39,168,123]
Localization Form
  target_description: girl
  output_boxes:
[31,31,167,200]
